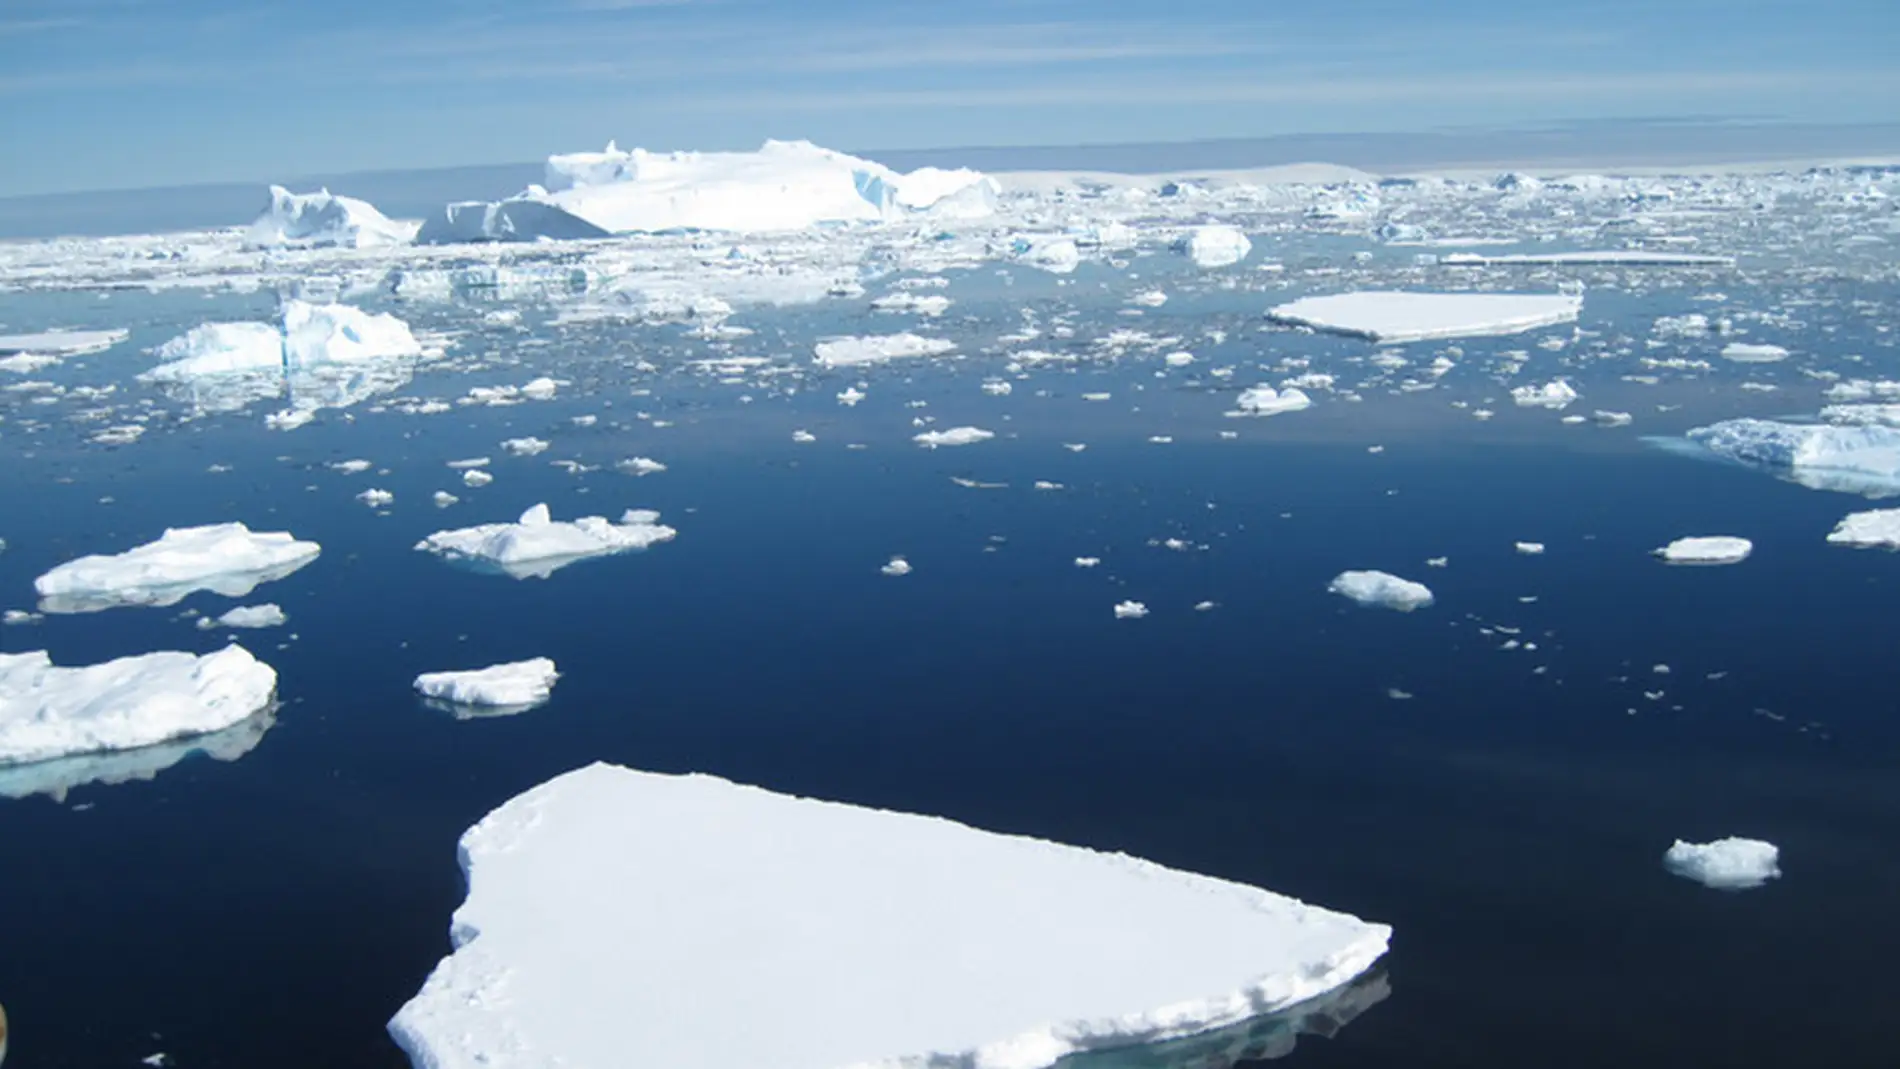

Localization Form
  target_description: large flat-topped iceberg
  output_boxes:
[34,523,320,614]
[389,763,1390,1069]
[1685,419,1900,497]
[0,646,276,767]
[246,186,416,249]
[143,300,423,381]
[415,503,676,579]
[1267,292,1582,343]
[419,140,997,243]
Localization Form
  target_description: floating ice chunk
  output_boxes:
[0,705,273,802]
[1825,379,1900,403]
[463,469,495,488]
[34,524,320,614]
[1511,380,1579,409]
[415,504,677,580]
[1594,410,1634,426]
[914,427,994,448]
[1685,418,1900,497]
[502,437,550,457]
[1113,600,1149,619]
[1179,226,1252,268]
[3,610,41,625]
[1230,386,1312,417]
[1132,290,1169,308]
[329,459,373,475]
[813,333,956,368]
[448,457,491,470]
[1075,557,1101,568]
[1663,837,1781,890]
[1164,351,1194,367]
[1014,236,1081,273]
[433,491,459,508]
[1267,292,1582,343]
[0,328,128,358]
[618,457,667,476]
[1327,571,1434,612]
[871,293,952,316]
[837,387,866,406]
[792,429,817,443]
[246,186,415,248]
[880,556,913,577]
[1720,342,1789,363]
[196,604,287,630]
[388,763,1389,1069]
[357,489,394,508]
[1826,508,1900,548]
[1442,250,1734,266]
[1654,537,1752,565]
[1821,403,1900,428]
[415,658,558,712]
[980,380,1012,396]
[1515,542,1546,555]
[0,646,276,766]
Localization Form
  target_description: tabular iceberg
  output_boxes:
[1653,536,1753,564]
[1825,508,1900,548]
[388,763,1390,1069]
[1267,292,1582,343]
[246,186,416,248]
[1328,571,1435,611]
[1663,837,1781,890]
[1684,418,1900,496]
[418,140,998,243]
[415,658,559,713]
[415,503,677,579]
[34,523,320,614]
[0,646,277,767]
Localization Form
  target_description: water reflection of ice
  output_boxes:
[37,557,317,615]
[1055,970,1390,1069]
[0,706,276,803]
[151,356,418,424]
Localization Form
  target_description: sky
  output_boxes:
[2,0,1897,196]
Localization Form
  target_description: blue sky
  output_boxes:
[2,0,1896,195]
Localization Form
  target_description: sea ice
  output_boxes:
[389,764,1389,1069]
[1230,386,1313,417]
[0,646,276,767]
[34,523,320,614]
[246,186,415,248]
[1327,571,1434,612]
[1685,419,1900,496]
[1720,342,1790,363]
[880,557,913,577]
[358,489,394,508]
[143,301,423,380]
[0,328,128,357]
[1511,380,1579,409]
[1113,600,1149,619]
[1825,508,1900,548]
[1515,542,1546,555]
[196,604,287,630]
[415,504,676,580]
[1654,537,1753,565]
[1266,292,1582,343]
[502,438,550,457]
[813,333,955,368]
[1663,837,1781,890]
[414,659,558,712]
[1181,226,1252,268]
[914,427,995,448]
[618,457,667,476]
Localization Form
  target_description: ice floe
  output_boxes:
[34,523,320,614]
[0,328,128,358]
[1113,600,1149,619]
[1266,292,1582,343]
[1653,537,1753,565]
[1663,837,1781,890]
[1685,419,1900,496]
[0,646,276,767]
[1511,380,1579,409]
[880,557,913,577]
[1719,342,1789,363]
[1230,386,1313,417]
[196,604,288,630]
[1181,225,1252,268]
[246,186,416,249]
[388,763,1390,1069]
[414,658,558,714]
[813,333,955,369]
[1327,571,1435,612]
[1825,508,1900,549]
[914,427,995,448]
[415,504,676,580]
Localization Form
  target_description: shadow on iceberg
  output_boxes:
[1053,971,1390,1069]
[0,706,277,804]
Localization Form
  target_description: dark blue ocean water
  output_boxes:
[3,366,1898,1068]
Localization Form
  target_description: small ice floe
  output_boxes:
[414,658,558,716]
[1663,837,1781,891]
[1164,351,1195,367]
[880,556,913,577]
[1515,542,1546,555]
[980,380,1013,396]
[837,387,866,406]
[387,763,1390,1069]
[0,646,277,765]
[1511,380,1579,409]
[1131,290,1169,308]
[144,301,420,381]
[0,327,128,358]
[1193,600,1218,612]
[329,459,373,475]
[3,610,43,626]
[1229,386,1313,417]
[415,504,677,580]
[1826,508,1900,549]
[521,377,560,400]
[1594,410,1634,427]
[1425,557,1449,568]
[502,437,550,457]
[463,470,495,488]
[1062,443,1088,453]
[1654,536,1752,565]
[1033,480,1064,491]
[914,427,994,448]
[1148,436,1174,445]
[34,524,319,614]
[1081,392,1112,402]
[813,333,955,368]
[1720,342,1790,363]
[448,457,490,469]
[1113,600,1149,619]
[792,429,817,443]
[618,457,667,476]
[1328,571,1434,612]
[1266,292,1582,343]
[1075,557,1101,568]
[1180,225,1252,268]
[871,293,952,316]
[1386,688,1414,700]
[246,185,413,248]
[950,477,1007,490]
[357,488,394,508]
[433,491,459,508]
[195,604,287,630]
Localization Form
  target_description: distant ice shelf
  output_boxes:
[388,763,1390,1069]
[415,503,676,580]
[1266,292,1582,343]
[33,523,320,614]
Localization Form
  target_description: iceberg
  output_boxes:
[388,763,1390,1069]
[1510,380,1579,410]
[1267,292,1582,343]
[1229,386,1312,417]
[1327,571,1434,612]
[1180,226,1252,268]
[1684,418,1900,497]
[196,603,288,630]
[144,300,423,380]
[1719,342,1789,363]
[418,140,997,243]
[1653,537,1753,565]
[1826,508,1900,549]
[914,426,995,448]
[34,523,320,614]
[246,186,416,248]
[814,333,956,369]
[415,503,677,580]
[0,707,274,803]
[0,646,276,767]
[1663,837,1781,891]
[415,658,558,715]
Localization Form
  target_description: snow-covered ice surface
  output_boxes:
[34,524,320,614]
[0,646,276,767]
[247,187,416,249]
[1825,509,1900,549]
[415,504,676,579]
[1266,292,1581,343]
[0,328,128,357]
[1327,571,1435,612]
[389,763,1390,1069]
[414,658,558,715]
[1684,420,1900,497]
[1663,838,1782,890]
[1654,537,1753,565]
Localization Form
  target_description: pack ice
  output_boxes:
[388,763,1390,1069]
[415,503,676,579]
[414,658,558,713]
[34,523,320,614]
[246,186,416,248]
[1328,571,1435,611]
[0,646,276,767]
[1685,419,1900,496]
[1266,292,1582,343]
[418,140,997,242]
